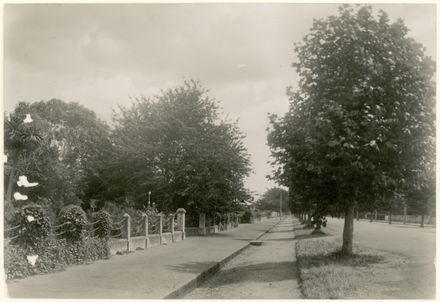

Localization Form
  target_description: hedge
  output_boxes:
[10,203,51,248]
[92,210,112,239]
[57,205,87,242]
[4,237,110,280]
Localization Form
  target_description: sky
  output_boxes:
[3,3,436,199]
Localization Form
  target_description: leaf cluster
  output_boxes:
[268,5,435,217]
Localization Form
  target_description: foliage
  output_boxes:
[4,237,109,280]
[10,203,51,248]
[311,213,327,230]
[255,187,289,212]
[92,210,112,239]
[101,80,251,215]
[4,100,112,217]
[57,205,87,242]
[239,210,252,223]
[102,202,145,236]
[268,5,435,253]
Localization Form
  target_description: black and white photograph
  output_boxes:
[2,1,436,299]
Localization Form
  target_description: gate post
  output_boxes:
[124,213,131,252]
[199,213,207,235]
[176,208,186,240]
[142,213,150,248]
[158,214,163,244]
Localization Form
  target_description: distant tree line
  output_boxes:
[255,187,289,213]
[4,80,252,224]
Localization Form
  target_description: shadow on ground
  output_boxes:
[264,238,295,242]
[294,232,331,240]
[168,261,298,285]
[167,261,219,274]
[201,261,298,288]
[267,229,295,234]
[298,252,384,269]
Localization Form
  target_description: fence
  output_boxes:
[108,208,186,255]
[358,212,435,226]
[4,208,187,255]
[185,212,240,236]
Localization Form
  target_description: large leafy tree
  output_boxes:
[105,80,251,214]
[268,5,435,254]
[4,100,112,217]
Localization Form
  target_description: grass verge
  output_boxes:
[295,239,408,299]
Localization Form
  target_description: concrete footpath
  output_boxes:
[6,217,281,299]
[184,217,301,299]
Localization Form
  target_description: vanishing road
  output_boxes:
[184,217,301,299]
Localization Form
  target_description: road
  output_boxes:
[324,217,436,299]
[184,217,301,299]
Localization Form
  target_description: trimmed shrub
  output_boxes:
[4,237,110,280]
[10,203,51,248]
[240,210,252,223]
[57,205,87,242]
[92,210,112,239]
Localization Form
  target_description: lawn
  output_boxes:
[295,238,410,299]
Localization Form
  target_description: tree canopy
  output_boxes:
[4,100,112,220]
[268,5,435,254]
[85,80,252,214]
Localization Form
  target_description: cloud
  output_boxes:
[56,75,139,122]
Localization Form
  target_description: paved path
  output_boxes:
[6,218,280,299]
[184,217,301,299]
[324,217,436,299]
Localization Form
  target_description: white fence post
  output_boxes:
[142,213,150,248]
[176,208,186,240]
[124,213,131,252]
[158,214,163,244]
[170,214,175,242]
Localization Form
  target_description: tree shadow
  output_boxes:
[293,226,312,231]
[298,251,384,269]
[267,229,294,234]
[169,260,299,287]
[167,261,219,274]
[294,230,331,240]
[264,237,295,242]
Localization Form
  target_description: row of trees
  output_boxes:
[255,187,289,213]
[268,5,435,254]
[5,80,252,224]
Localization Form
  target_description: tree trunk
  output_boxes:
[421,214,425,228]
[6,167,16,204]
[403,204,407,224]
[388,211,392,224]
[307,209,312,228]
[342,203,355,255]
[369,211,373,222]
[356,211,359,221]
